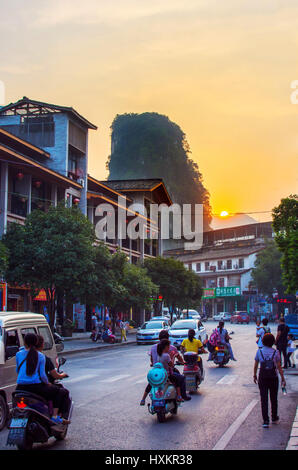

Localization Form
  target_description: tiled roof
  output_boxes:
[103,179,163,191]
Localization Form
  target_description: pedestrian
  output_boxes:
[256,318,271,348]
[286,334,296,368]
[120,319,127,342]
[253,333,286,428]
[275,317,290,368]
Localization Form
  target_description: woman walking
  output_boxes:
[253,333,286,428]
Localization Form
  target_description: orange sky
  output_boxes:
[1,0,298,220]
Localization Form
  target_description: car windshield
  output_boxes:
[171,321,196,330]
[141,322,163,330]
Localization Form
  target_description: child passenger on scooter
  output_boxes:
[140,339,183,405]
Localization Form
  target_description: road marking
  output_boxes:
[65,374,97,384]
[213,399,258,450]
[100,374,131,383]
[136,379,147,384]
[216,375,238,385]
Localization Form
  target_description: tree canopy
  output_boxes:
[106,112,212,229]
[272,194,298,294]
[251,239,284,297]
[144,256,203,320]
[3,204,96,326]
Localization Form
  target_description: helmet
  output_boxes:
[147,362,168,386]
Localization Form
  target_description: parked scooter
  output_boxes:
[102,328,116,344]
[183,352,204,393]
[147,363,181,423]
[212,343,230,367]
[90,327,102,342]
[6,357,73,450]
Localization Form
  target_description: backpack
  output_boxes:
[209,329,221,346]
[259,350,277,379]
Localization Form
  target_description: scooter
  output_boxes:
[90,327,102,342]
[183,352,204,393]
[6,357,73,450]
[147,363,181,423]
[212,343,230,367]
[102,328,116,344]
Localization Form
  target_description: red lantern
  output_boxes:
[16,171,24,181]
[73,198,80,204]
[34,180,42,188]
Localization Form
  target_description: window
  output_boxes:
[38,326,53,351]
[21,328,37,341]
[205,262,210,271]
[5,329,20,360]
[219,278,225,287]
[239,258,244,268]
[196,263,201,272]
[218,260,223,270]
[227,260,232,269]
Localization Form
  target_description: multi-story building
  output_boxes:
[164,222,274,316]
[0,97,171,326]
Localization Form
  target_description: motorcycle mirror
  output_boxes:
[58,357,67,367]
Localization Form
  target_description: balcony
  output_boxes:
[31,196,52,213]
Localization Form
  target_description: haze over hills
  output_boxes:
[210,214,258,230]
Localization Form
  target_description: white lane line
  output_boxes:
[100,374,131,383]
[216,375,238,385]
[65,374,97,384]
[213,399,258,450]
[136,379,147,384]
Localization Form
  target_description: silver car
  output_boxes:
[168,319,207,349]
[137,320,169,345]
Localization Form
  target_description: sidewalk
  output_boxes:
[59,329,137,356]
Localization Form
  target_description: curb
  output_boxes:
[59,340,137,356]
[286,406,298,450]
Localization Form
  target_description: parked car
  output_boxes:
[168,319,207,349]
[230,311,250,324]
[285,314,298,340]
[137,321,169,345]
[213,312,231,322]
[182,309,201,320]
[0,311,59,431]
[150,316,171,326]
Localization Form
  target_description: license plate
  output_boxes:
[10,418,28,428]
[152,400,165,407]
[217,352,225,357]
[146,336,152,340]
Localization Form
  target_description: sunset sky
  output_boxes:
[1,0,297,220]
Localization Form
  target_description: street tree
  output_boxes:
[144,256,203,321]
[251,239,284,297]
[272,195,298,294]
[0,240,9,278]
[3,204,96,327]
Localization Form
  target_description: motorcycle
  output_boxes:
[90,327,102,342]
[6,357,73,450]
[212,343,230,367]
[182,351,204,393]
[102,328,116,344]
[53,331,64,352]
[147,363,181,423]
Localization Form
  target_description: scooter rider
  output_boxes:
[215,321,236,361]
[140,330,191,405]
[15,333,69,425]
[181,329,207,376]
[36,334,71,420]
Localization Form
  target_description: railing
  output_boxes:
[8,192,28,218]
[31,196,53,213]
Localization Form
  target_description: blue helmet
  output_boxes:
[147,363,168,386]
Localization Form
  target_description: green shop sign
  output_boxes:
[203,286,241,299]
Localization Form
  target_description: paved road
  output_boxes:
[1,322,297,450]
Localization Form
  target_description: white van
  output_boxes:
[0,312,58,431]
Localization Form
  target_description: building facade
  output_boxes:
[0,97,171,326]
[164,222,275,317]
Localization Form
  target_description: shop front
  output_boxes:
[202,286,242,316]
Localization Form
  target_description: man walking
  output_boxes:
[120,319,127,342]
[275,317,290,368]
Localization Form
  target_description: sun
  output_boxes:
[220,211,229,217]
